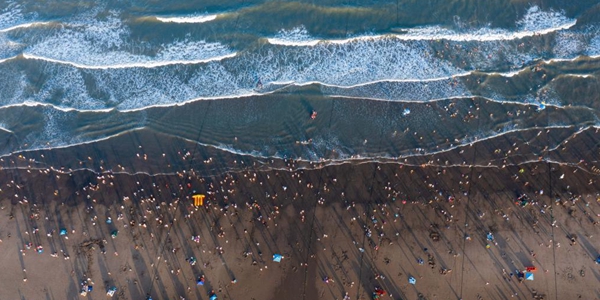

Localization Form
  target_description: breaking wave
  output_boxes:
[21,13,234,68]
[154,14,219,24]
[268,6,575,46]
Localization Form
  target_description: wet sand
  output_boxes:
[1,127,600,300]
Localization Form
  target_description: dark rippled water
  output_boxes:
[0,0,599,173]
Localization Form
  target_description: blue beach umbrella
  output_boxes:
[273,254,283,262]
[408,276,416,285]
[59,229,68,236]
[525,272,534,281]
[209,294,217,300]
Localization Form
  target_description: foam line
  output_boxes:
[545,54,600,64]
[268,6,575,46]
[267,20,576,46]
[280,73,472,88]
[118,91,263,112]
[0,21,52,33]
[560,74,595,78]
[267,21,575,46]
[0,127,145,158]
[20,52,237,69]
[0,100,112,113]
[0,125,13,134]
[155,14,219,24]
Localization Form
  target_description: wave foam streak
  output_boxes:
[155,14,219,23]
[254,38,464,86]
[319,78,472,102]
[0,1,25,31]
[21,13,233,68]
[1,31,599,111]
[268,6,576,45]
[0,6,598,111]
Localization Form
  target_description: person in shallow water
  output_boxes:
[311,110,317,119]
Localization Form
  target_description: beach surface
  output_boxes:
[1,129,599,300]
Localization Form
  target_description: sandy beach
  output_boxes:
[2,1,600,299]
[0,128,599,300]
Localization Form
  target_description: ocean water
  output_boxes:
[0,0,599,173]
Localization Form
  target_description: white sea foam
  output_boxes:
[553,31,586,58]
[1,35,467,110]
[0,122,13,134]
[0,5,597,113]
[267,31,391,47]
[0,34,23,60]
[21,52,237,69]
[401,6,575,42]
[23,12,234,68]
[37,66,109,110]
[269,26,320,46]
[517,6,570,32]
[496,70,522,77]
[0,1,24,31]
[251,37,465,87]
[0,100,109,113]
[155,14,219,24]
[267,6,575,46]
[0,65,27,107]
[258,7,591,98]
[563,74,594,78]
[0,2,33,59]
[587,32,600,57]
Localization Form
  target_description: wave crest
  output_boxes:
[267,6,575,46]
[22,12,234,68]
[155,14,219,24]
